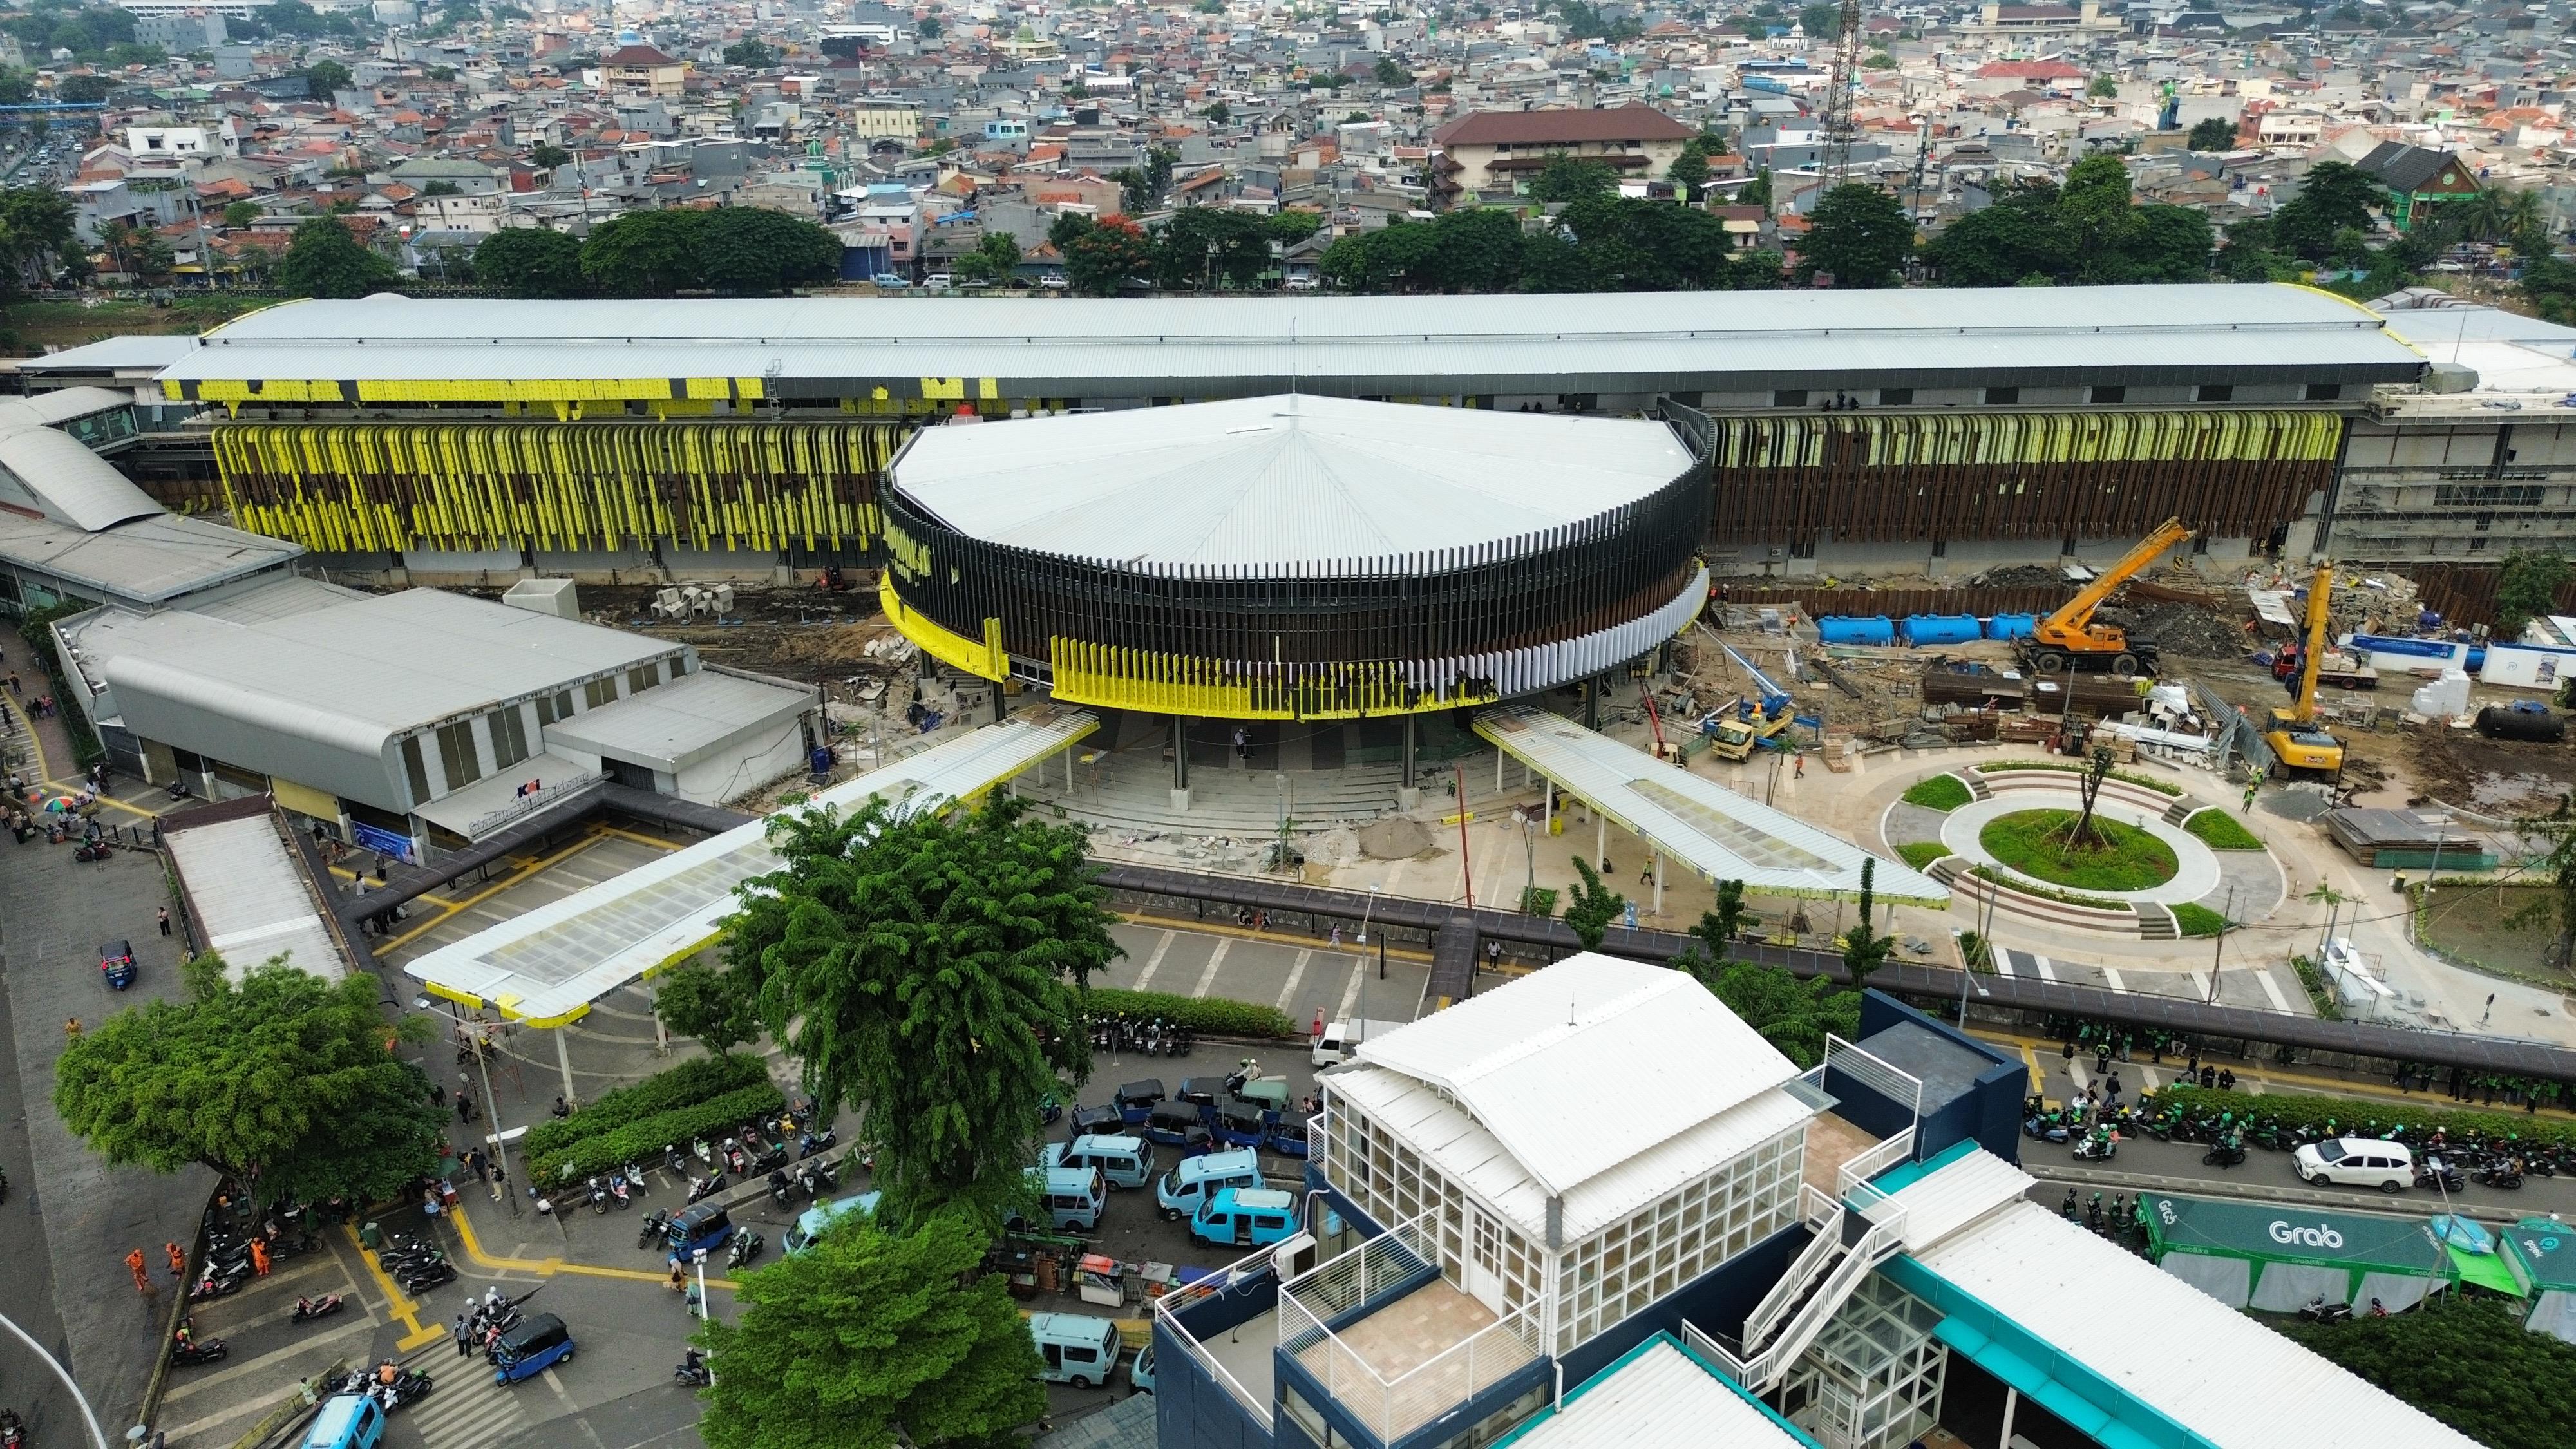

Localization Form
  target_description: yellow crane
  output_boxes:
[2262,561,2347,777]
[2019,517,2196,678]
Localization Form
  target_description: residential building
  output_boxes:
[1428,104,1694,207]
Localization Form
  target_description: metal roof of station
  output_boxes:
[158,287,2425,392]
[402,705,1097,1027]
[1503,1337,1815,1449]
[1473,705,1949,905]
[891,395,1692,567]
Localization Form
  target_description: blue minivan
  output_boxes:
[786,1192,881,1255]
[301,1394,383,1449]
[1155,1147,1262,1222]
[1044,1134,1156,1190]
[1189,1187,1300,1249]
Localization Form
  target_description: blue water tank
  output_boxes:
[2467,645,2488,673]
[1986,613,2038,641]
[809,746,835,775]
[1902,614,1982,646]
[1817,616,1895,646]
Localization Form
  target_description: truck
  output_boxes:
[1708,643,1797,761]
[1311,1018,1413,1067]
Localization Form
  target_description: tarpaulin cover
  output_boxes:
[2504,1217,2576,1291]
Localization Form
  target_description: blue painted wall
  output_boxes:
[1156,1267,1282,1449]
[1856,990,2026,1167]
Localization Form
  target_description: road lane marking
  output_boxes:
[1336,956,1366,1020]
[1190,939,1231,998]
[2102,967,2126,992]
[158,1316,374,1403]
[2256,967,2292,1012]
[1132,931,1175,990]
[1276,950,1311,1012]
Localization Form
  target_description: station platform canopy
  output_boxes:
[2506,1218,2576,1343]
[1473,705,1948,905]
[403,705,1097,1027]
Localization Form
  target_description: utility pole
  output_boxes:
[2204,882,2235,1006]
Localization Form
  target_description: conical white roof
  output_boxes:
[888,394,1694,569]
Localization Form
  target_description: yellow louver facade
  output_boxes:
[211,421,903,554]
[1043,637,1499,721]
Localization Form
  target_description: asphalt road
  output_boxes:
[0,908,78,1449]
[2016,1126,2576,1222]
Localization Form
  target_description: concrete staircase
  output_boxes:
[1010,745,1528,837]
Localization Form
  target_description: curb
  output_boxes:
[2022,1159,2523,1225]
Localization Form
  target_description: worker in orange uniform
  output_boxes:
[249,1237,270,1276]
[165,1242,186,1282]
[126,1248,153,1295]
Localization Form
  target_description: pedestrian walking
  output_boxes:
[165,1242,185,1280]
[126,1248,153,1295]
[2106,1070,2121,1099]
[249,1237,270,1276]
[1794,753,1805,779]
[64,1015,80,1041]
[488,1162,505,1202]
[1638,860,1654,887]
[428,1079,445,1109]
[1232,726,1248,763]
[457,1084,475,1124]
[1329,923,1341,949]
[455,1314,473,1358]
[2095,1044,2111,1076]
[5,671,17,695]
[156,906,171,937]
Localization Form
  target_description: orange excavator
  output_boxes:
[2017,517,2196,678]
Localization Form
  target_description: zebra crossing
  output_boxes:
[390,1347,529,1449]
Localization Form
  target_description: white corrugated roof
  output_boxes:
[1911,1201,2487,1449]
[0,426,160,529]
[403,706,1097,1027]
[889,395,1692,567]
[1331,1061,1814,1244]
[1507,1339,1809,1449]
[1868,1146,2034,1253]
[1476,705,1950,905]
[1351,955,1802,1198]
[161,288,2425,391]
[166,813,347,982]
[0,510,298,607]
[540,669,812,772]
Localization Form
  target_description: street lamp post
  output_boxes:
[417,996,522,1218]
[0,1311,111,1449]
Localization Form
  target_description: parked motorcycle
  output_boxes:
[2202,1134,2248,1170]
[2073,1129,2118,1163]
[639,1208,673,1250]
[2297,1296,2353,1325]
[687,1171,728,1205]
[170,1329,230,1367]
[726,1226,764,1271]
[797,1127,837,1160]
[1,1405,23,1449]
[290,1294,346,1324]
[768,1170,794,1210]
[399,1260,457,1293]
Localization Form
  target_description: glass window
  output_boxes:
[488,707,529,770]
[1774,389,1808,408]
[2089,385,2126,404]
[1878,388,1912,406]
[2306,382,2341,401]
[401,736,430,804]
[534,690,574,726]
[628,662,661,694]
[2198,383,2235,402]
[1984,386,2019,405]
[435,719,482,790]
[585,676,618,710]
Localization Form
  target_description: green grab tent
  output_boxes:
[2139,1193,2457,1313]
[2504,1218,2576,1342]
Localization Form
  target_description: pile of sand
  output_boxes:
[1358,817,1438,860]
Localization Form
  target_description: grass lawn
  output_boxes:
[2172,902,2230,937]
[1978,808,2178,892]
[1898,841,1952,871]
[2420,884,2576,984]
[1901,774,1972,811]
[1,295,265,351]
[2183,810,2264,850]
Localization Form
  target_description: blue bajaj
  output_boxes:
[489,1314,574,1384]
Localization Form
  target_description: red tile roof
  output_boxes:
[1430,103,1691,147]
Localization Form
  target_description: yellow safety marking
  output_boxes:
[591,825,686,853]
[376,831,613,952]
[447,1202,739,1291]
[0,690,164,819]
[343,1224,440,1348]
[1116,910,1438,964]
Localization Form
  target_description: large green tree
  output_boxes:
[2280,1297,2576,1449]
[655,959,760,1060]
[1797,183,1912,287]
[694,1206,1046,1449]
[2499,548,2573,645]
[580,209,703,295]
[1562,856,1627,951]
[2271,160,2383,260]
[473,226,586,297]
[0,185,75,295]
[1529,153,1617,204]
[274,215,396,298]
[2186,116,2237,151]
[54,957,442,1209]
[304,58,352,96]
[1151,205,1269,290]
[950,231,1021,286]
[723,796,1113,1227]
[695,206,842,293]
[1059,213,1153,297]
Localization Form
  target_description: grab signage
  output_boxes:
[2269,1219,2345,1250]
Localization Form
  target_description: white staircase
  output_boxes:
[1687,1180,1910,1394]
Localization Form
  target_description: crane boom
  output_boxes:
[1721,643,1792,718]
[2293,562,2333,724]
[2021,516,2197,676]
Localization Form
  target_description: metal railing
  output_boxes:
[1835,1126,1915,1198]
[1280,1210,1437,1324]
[1151,1242,1287,1426]
[464,771,601,839]
[1279,1289,1542,1444]
[1740,1186,1844,1356]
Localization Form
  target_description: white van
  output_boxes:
[2293,1137,2415,1193]
[1311,1019,1411,1068]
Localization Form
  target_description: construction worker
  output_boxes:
[249,1237,270,1277]
[126,1248,153,1295]
[165,1242,185,1281]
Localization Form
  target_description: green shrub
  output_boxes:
[2170,902,2230,937]
[1081,988,1299,1039]
[2155,1084,2576,1154]
[524,1054,770,1159]
[2183,810,2264,850]
[1898,842,1952,871]
[1519,885,1560,917]
[1968,864,2124,911]
[1901,774,1972,811]
[1979,809,2177,891]
[527,1081,785,1186]
[1976,760,2183,795]
[2287,953,2342,1019]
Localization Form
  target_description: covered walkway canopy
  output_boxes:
[1472,704,1947,907]
[2506,1218,2576,1343]
[403,705,1097,1026]
[2140,1193,2457,1314]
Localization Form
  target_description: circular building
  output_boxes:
[878,395,1710,722]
